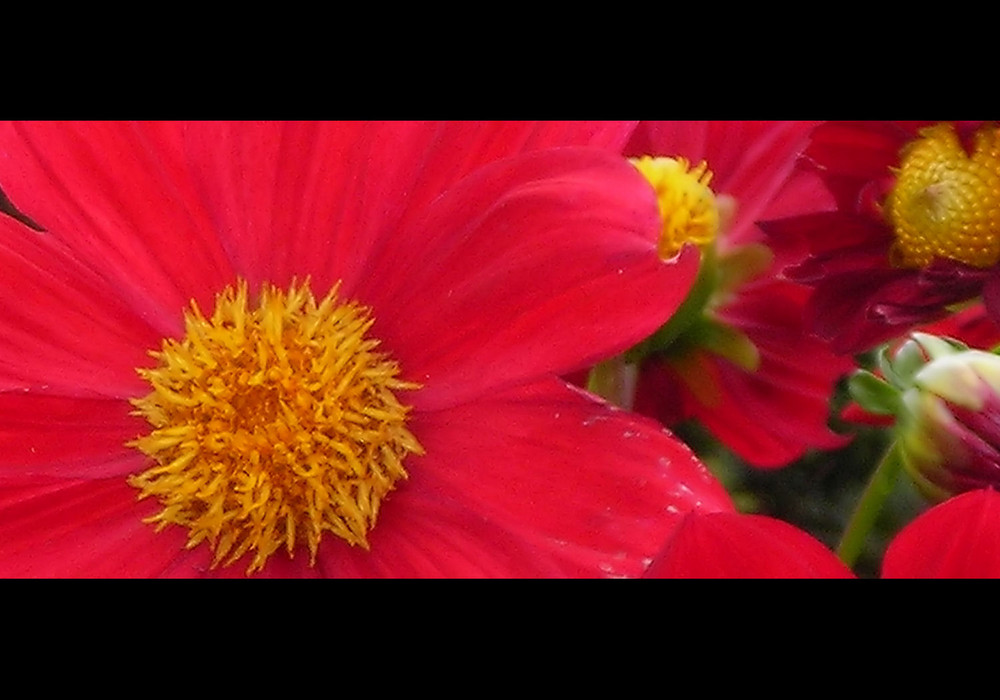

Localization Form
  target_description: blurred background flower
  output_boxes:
[762,120,1000,354]
[622,121,855,468]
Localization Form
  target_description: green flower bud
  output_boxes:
[896,340,1000,502]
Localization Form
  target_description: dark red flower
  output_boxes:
[625,121,854,467]
[0,121,735,578]
[762,120,1000,354]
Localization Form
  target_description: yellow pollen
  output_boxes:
[631,155,720,259]
[886,123,1000,269]
[128,280,423,575]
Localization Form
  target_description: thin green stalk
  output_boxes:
[836,442,904,570]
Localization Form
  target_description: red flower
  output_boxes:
[0,121,733,578]
[882,488,1000,578]
[645,510,854,579]
[762,120,1000,354]
[625,121,854,468]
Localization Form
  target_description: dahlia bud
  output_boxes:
[897,343,1000,502]
[846,333,1000,501]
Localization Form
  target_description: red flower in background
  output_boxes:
[882,488,1000,578]
[762,120,1000,354]
[0,120,730,578]
[625,121,854,468]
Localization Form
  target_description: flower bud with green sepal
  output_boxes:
[849,333,1000,502]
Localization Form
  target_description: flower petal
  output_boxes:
[361,148,700,409]
[0,216,165,397]
[882,488,1000,578]
[0,393,145,479]
[635,280,853,467]
[802,121,915,180]
[0,121,236,318]
[315,487,570,578]
[646,512,855,579]
[375,377,733,578]
[0,477,185,578]
[166,121,638,295]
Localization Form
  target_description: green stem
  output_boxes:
[836,442,904,570]
[587,356,638,410]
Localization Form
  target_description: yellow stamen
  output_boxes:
[887,123,1000,269]
[129,280,423,575]
[631,156,720,259]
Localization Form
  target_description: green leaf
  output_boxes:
[847,370,901,416]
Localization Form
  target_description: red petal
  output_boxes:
[315,487,570,578]
[710,281,853,466]
[646,512,855,579]
[0,394,145,479]
[840,403,895,428]
[0,216,164,397]
[361,148,699,410]
[802,121,913,180]
[0,121,236,317]
[919,303,1000,350]
[0,477,186,578]
[165,121,638,295]
[366,378,733,578]
[635,280,853,467]
[882,489,1000,578]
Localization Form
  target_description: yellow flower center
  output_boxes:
[887,123,1000,269]
[631,156,720,259]
[128,280,423,575]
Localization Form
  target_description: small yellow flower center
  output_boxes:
[887,123,1000,269]
[128,280,423,575]
[631,156,720,259]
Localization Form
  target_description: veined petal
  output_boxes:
[0,477,185,578]
[0,121,236,318]
[361,148,699,410]
[167,121,639,295]
[646,511,855,579]
[0,216,165,397]
[882,489,1000,578]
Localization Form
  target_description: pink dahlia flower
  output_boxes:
[0,120,734,578]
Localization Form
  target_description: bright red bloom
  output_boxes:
[625,121,854,468]
[762,120,1000,354]
[882,488,1000,578]
[645,510,854,579]
[0,120,735,578]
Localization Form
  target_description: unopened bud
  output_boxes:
[898,345,1000,502]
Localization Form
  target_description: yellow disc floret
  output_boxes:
[631,156,720,259]
[887,123,1000,269]
[129,280,423,575]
